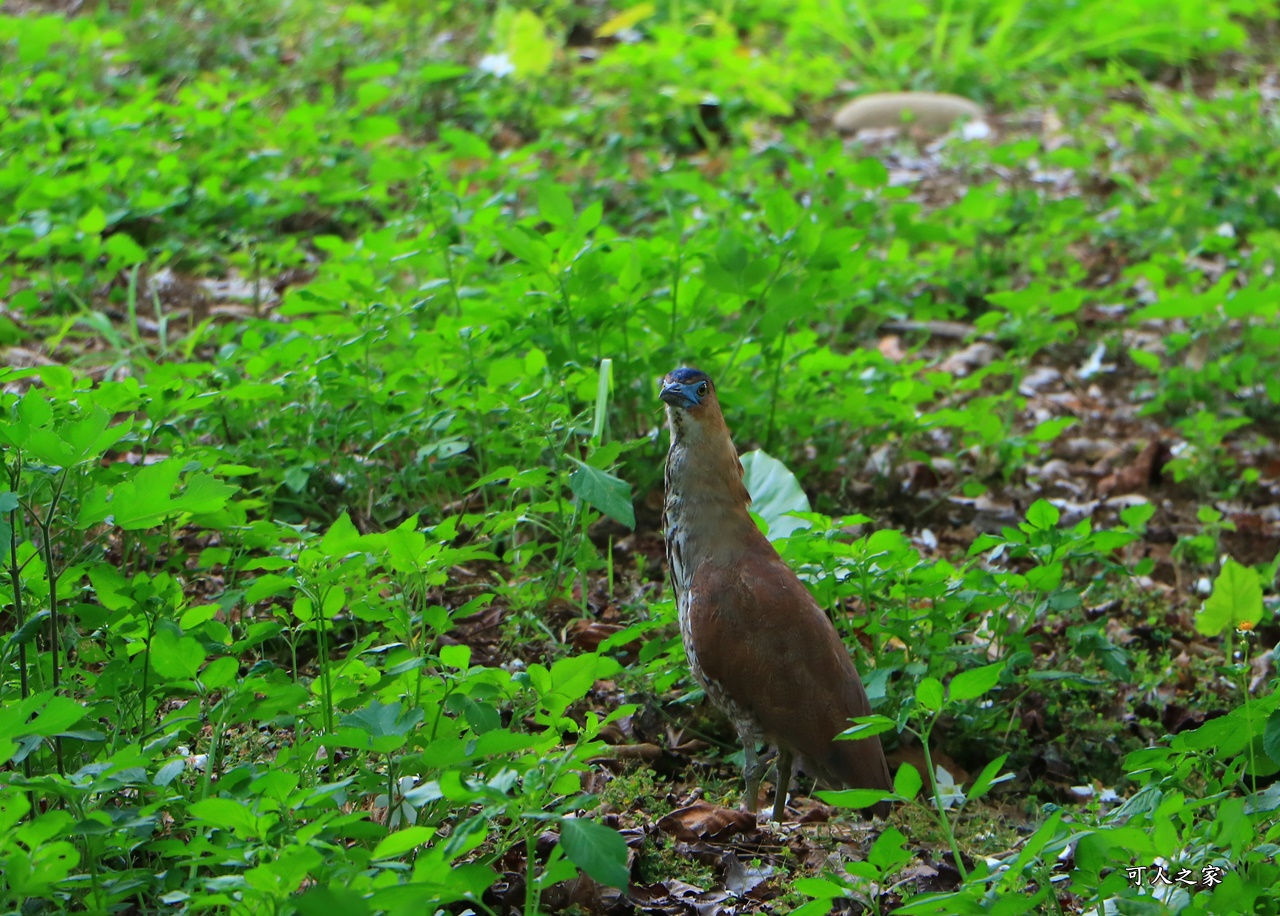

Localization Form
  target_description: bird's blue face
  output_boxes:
[660,368,712,410]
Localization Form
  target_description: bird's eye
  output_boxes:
[697,382,708,396]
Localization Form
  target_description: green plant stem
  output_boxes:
[919,723,968,881]
[6,453,39,820]
[525,832,541,916]
[38,468,70,777]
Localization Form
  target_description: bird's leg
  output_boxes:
[742,741,763,813]
[772,748,793,822]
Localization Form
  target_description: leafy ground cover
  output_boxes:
[2,0,1280,912]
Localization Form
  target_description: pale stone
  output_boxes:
[833,92,986,136]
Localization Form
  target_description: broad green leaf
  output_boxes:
[494,227,552,271]
[175,474,237,516]
[198,656,240,690]
[188,797,260,836]
[1120,502,1155,528]
[4,693,87,739]
[439,644,471,670]
[1025,499,1059,530]
[372,826,436,860]
[558,817,630,888]
[78,206,107,235]
[915,677,944,711]
[537,181,575,227]
[949,662,1005,701]
[893,762,923,799]
[321,512,368,557]
[836,715,897,740]
[567,457,635,529]
[297,887,373,916]
[77,460,234,530]
[541,652,621,718]
[739,449,812,540]
[1030,416,1075,441]
[103,233,147,265]
[505,9,554,77]
[1129,348,1161,373]
[815,788,892,809]
[1025,562,1062,592]
[419,63,470,83]
[60,410,131,464]
[1264,710,1280,766]
[867,827,911,872]
[150,628,206,681]
[849,157,889,188]
[341,700,424,739]
[1196,557,1263,636]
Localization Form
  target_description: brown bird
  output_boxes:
[660,367,892,821]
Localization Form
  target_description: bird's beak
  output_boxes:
[660,381,702,409]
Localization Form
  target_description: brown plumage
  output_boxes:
[660,367,892,820]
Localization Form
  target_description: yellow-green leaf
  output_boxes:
[1196,557,1263,636]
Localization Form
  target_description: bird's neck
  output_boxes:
[663,416,759,592]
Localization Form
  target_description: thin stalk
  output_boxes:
[919,729,968,881]
[35,468,70,776]
[6,453,38,819]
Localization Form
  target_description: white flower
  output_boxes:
[478,53,515,78]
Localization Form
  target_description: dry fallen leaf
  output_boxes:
[657,802,757,842]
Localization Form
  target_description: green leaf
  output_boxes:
[78,207,107,235]
[341,699,423,740]
[3,611,47,663]
[567,458,634,529]
[1030,416,1075,441]
[1264,710,1280,765]
[419,63,470,83]
[320,512,368,557]
[815,788,892,809]
[1120,502,1155,529]
[1025,562,1063,592]
[495,227,553,272]
[19,694,87,738]
[836,715,897,740]
[440,644,471,670]
[739,450,811,540]
[849,157,889,188]
[893,763,922,799]
[949,662,1005,701]
[103,232,147,266]
[150,627,206,681]
[915,677,944,711]
[1025,499,1059,530]
[188,797,260,836]
[372,826,436,860]
[1196,557,1263,636]
[966,753,1011,801]
[558,817,630,888]
[505,9,554,77]
[198,656,239,690]
[537,182,575,228]
[60,409,131,464]
[1129,348,1161,373]
[1008,810,1065,880]
[542,653,620,719]
[77,460,234,530]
